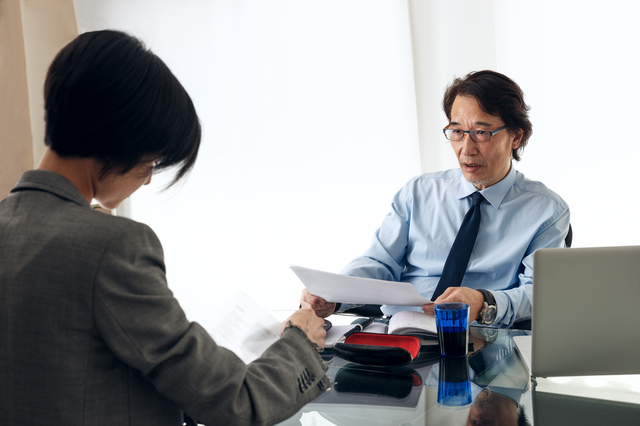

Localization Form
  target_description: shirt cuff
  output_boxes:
[334,303,363,313]
[491,290,509,325]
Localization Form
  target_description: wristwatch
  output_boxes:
[477,289,497,324]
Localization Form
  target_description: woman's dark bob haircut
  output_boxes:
[44,30,200,187]
[442,70,532,162]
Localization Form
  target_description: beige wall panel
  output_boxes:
[20,0,77,167]
[0,0,77,198]
[0,0,33,198]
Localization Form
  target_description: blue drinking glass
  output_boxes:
[434,302,469,357]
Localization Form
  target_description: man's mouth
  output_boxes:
[463,162,482,170]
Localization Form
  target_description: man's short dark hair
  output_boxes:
[442,70,532,161]
[44,30,200,187]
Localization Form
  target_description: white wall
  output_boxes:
[74,0,421,326]
[493,1,640,248]
[409,0,640,249]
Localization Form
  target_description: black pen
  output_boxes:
[341,317,375,341]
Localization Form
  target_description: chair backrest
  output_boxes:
[565,223,573,248]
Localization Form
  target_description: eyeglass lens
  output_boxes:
[444,129,492,143]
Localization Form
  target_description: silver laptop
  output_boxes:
[524,245,640,377]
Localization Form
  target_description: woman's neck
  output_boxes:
[37,148,97,204]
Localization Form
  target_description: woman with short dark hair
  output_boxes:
[0,30,328,426]
[43,30,200,186]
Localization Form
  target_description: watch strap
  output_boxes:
[478,289,496,306]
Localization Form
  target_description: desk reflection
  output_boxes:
[438,356,472,407]
[278,326,531,425]
[334,363,423,400]
[467,388,530,426]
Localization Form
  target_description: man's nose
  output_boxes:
[460,133,478,155]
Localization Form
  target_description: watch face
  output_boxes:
[478,290,497,324]
[481,305,497,324]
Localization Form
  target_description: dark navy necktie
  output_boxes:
[431,191,484,301]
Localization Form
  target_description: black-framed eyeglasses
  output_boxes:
[443,126,507,143]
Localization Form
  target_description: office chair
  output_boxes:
[341,224,573,329]
[564,223,573,248]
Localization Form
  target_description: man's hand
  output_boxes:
[280,308,326,348]
[422,287,485,324]
[300,288,337,318]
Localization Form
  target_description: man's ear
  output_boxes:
[511,129,524,149]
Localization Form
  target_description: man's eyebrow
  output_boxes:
[474,121,494,127]
[449,121,495,127]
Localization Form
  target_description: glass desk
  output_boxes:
[276,319,640,426]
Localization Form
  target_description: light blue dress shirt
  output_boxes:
[340,166,570,327]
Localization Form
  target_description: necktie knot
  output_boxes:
[471,191,484,207]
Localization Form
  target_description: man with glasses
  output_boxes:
[301,70,570,327]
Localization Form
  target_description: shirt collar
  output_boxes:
[455,163,516,209]
[11,170,91,208]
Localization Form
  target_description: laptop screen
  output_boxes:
[531,245,640,377]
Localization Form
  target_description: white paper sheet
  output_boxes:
[205,292,281,364]
[290,265,431,306]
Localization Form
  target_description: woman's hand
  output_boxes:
[280,308,326,348]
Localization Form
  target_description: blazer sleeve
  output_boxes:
[93,221,329,425]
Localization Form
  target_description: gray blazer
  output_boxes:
[0,170,329,426]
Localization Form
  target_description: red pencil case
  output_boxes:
[332,333,421,366]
